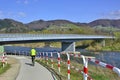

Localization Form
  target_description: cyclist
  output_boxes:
[30,48,36,66]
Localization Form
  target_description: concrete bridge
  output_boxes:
[0,34,114,52]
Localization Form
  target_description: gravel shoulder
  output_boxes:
[0,56,20,80]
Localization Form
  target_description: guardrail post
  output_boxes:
[28,52,30,56]
[25,51,27,56]
[41,52,43,60]
[43,52,45,60]
[67,53,70,80]
[21,51,24,56]
[81,55,88,80]
[19,51,20,56]
[1,53,7,68]
[5,52,7,64]
[46,52,48,65]
[51,52,54,68]
[14,50,16,56]
[57,52,61,72]
[36,52,39,58]
[39,52,41,59]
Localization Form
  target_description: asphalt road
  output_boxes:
[16,56,54,80]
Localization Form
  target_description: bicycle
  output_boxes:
[31,56,35,66]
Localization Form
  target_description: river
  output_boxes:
[4,46,120,68]
[95,51,120,68]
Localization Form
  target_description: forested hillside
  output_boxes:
[0,19,31,33]
[0,18,120,34]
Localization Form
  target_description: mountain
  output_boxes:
[89,19,120,28]
[27,19,84,30]
[26,20,49,30]
[0,18,120,33]
[0,19,31,33]
[88,19,120,33]
[27,19,94,34]
[27,19,120,30]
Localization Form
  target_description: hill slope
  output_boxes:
[27,19,94,34]
[0,18,120,34]
[89,19,120,28]
[0,19,31,33]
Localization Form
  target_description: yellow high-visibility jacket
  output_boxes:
[31,48,36,56]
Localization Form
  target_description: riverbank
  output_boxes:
[0,56,20,80]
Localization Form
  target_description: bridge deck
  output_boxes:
[0,34,114,43]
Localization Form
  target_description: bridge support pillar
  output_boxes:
[61,42,75,52]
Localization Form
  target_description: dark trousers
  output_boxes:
[31,55,35,63]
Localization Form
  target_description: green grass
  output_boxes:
[36,58,119,80]
[39,24,95,34]
[94,26,120,32]
[0,62,10,75]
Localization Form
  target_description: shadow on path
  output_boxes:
[25,63,33,66]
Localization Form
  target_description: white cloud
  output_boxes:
[18,12,26,17]
[16,0,39,4]
[16,0,29,4]
[110,10,120,17]
[16,0,21,4]
[101,10,120,19]
[0,11,27,19]
[24,0,29,4]
[34,0,39,1]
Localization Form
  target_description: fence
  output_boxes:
[0,52,7,68]
[5,50,120,80]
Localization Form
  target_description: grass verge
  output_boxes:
[0,63,10,75]
[36,58,119,80]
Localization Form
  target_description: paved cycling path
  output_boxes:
[16,56,54,80]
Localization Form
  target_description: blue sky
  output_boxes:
[0,0,120,23]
